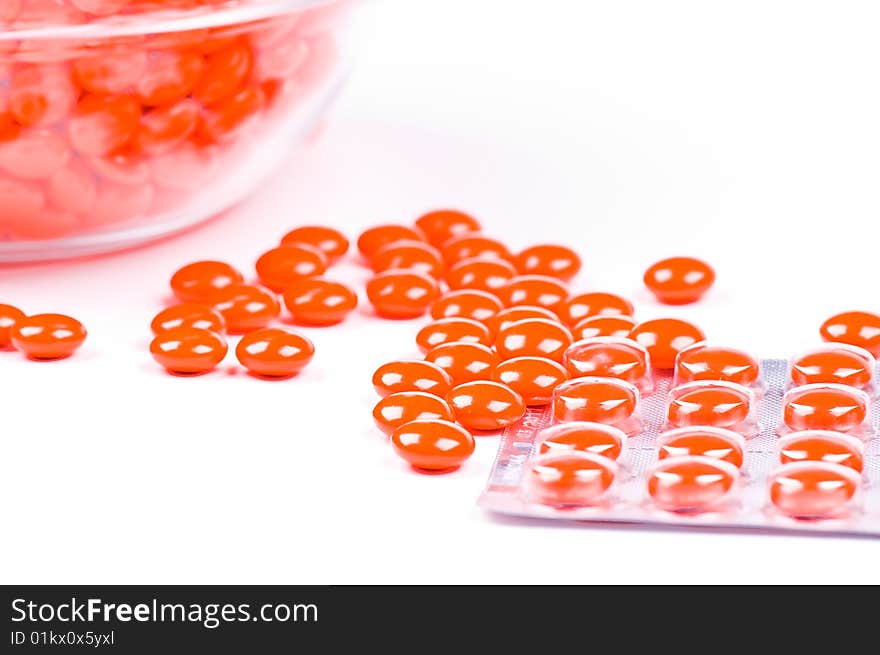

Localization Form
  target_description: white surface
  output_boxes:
[3,0,880,584]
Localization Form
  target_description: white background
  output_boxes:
[3,0,880,584]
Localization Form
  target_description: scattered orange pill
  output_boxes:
[485,305,559,336]
[424,341,499,385]
[769,462,860,518]
[667,382,752,431]
[560,292,633,327]
[150,303,226,335]
[440,234,513,267]
[372,391,454,436]
[497,275,568,316]
[526,452,617,506]
[514,244,581,282]
[790,345,873,389]
[414,209,481,247]
[372,359,454,397]
[447,380,525,431]
[170,260,244,303]
[648,456,737,512]
[390,419,475,471]
[657,427,745,468]
[562,337,650,388]
[572,315,636,340]
[366,269,439,319]
[255,244,328,292]
[211,283,280,333]
[430,289,504,323]
[10,313,87,360]
[820,311,880,358]
[537,422,625,460]
[282,277,358,326]
[552,376,639,429]
[281,225,349,262]
[674,343,760,387]
[191,39,252,105]
[493,356,568,406]
[136,49,205,106]
[445,257,517,294]
[235,327,315,378]
[149,327,227,375]
[134,99,200,155]
[495,318,573,363]
[630,318,706,369]
[782,384,868,433]
[415,317,492,353]
[643,256,715,305]
[0,303,25,348]
[370,239,444,279]
[67,94,141,157]
[778,430,864,473]
[356,224,425,259]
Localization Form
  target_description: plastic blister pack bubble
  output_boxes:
[479,358,880,535]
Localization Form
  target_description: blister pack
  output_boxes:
[479,343,880,536]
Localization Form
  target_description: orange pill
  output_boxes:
[440,234,513,267]
[366,269,439,319]
[370,239,444,279]
[282,277,357,326]
[356,224,425,259]
[430,289,504,323]
[782,384,868,433]
[8,64,77,126]
[11,313,87,360]
[0,303,25,349]
[191,39,253,104]
[446,257,517,294]
[372,391,454,436]
[281,225,349,262]
[149,327,227,375]
[416,317,492,353]
[790,345,873,389]
[562,337,650,387]
[492,356,568,406]
[390,419,475,471]
[150,303,226,335]
[211,284,280,334]
[72,48,147,95]
[372,359,454,397]
[134,99,200,155]
[67,94,141,157]
[674,343,760,387]
[552,377,639,428]
[495,318,573,363]
[447,380,525,431]
[657,427,745,468]
[497,275,568,316]
[425,341,499,385]
[170,260,244,303]
[485,305,559,336]
[820,311,880,357]
[769,462,860,518]
[414,209,481,247]
[561,292,634,327]
[644,256,715,305]
[572,315,636,340]
[537,422,625,460]
[526,452,617,506]
[667,382,752,430]
[630,318,706,369]
[235,328,314,378]
[514,244,581,282]
[648,456,737,512]
[197,85,266,142]
[136,50,205,106]
[778,430,864,473]
[255,244,328,293]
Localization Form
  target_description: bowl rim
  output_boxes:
[0,0,340,42]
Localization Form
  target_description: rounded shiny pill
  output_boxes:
[149,327,227,374]
[282,277,358,326]
[648,456,738,512]
[495,318,573,363]
[370,239,444,279]
[366,269,439,319]
[235,328,314,378]
[778,430,864,473]
[497,275,568,316]
[492,356,568,406]
[255,244,328,292]
[391,419,475,471]
[211,284,280,334]
[447,380,525,431]
[657,427,745,468]
[644,256,715,305]
[430,289,504,323]
[357,224,425,259]
[414,209,481,247]
[170,260,244,303]
[790,345,873,389]
[561,292,633,327]
[782,384,869,433]
[416,317,492,353]
[281,225,349,262]
[514,244,581,282]
[667,382,752,430]
[526,452,617,506]
[572,315,636,340]
[424,341,499,385]
[441,234,513,267]
[372,391,454,436]
[675,344,760,387]
[630,318,706,369]
[552,377,639,427]
[485,305,559,335]
[11,313,87,360]
[150,303,226,335]
[820,311,880,357]
[769,462,860,518]
[0,303,25,348]
[446,257,517,294]
[372,359,454,397]
[537,422,625,460]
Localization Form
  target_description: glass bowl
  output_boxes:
[0,0,357,262]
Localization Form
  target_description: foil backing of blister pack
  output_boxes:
[479,359,880,536]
